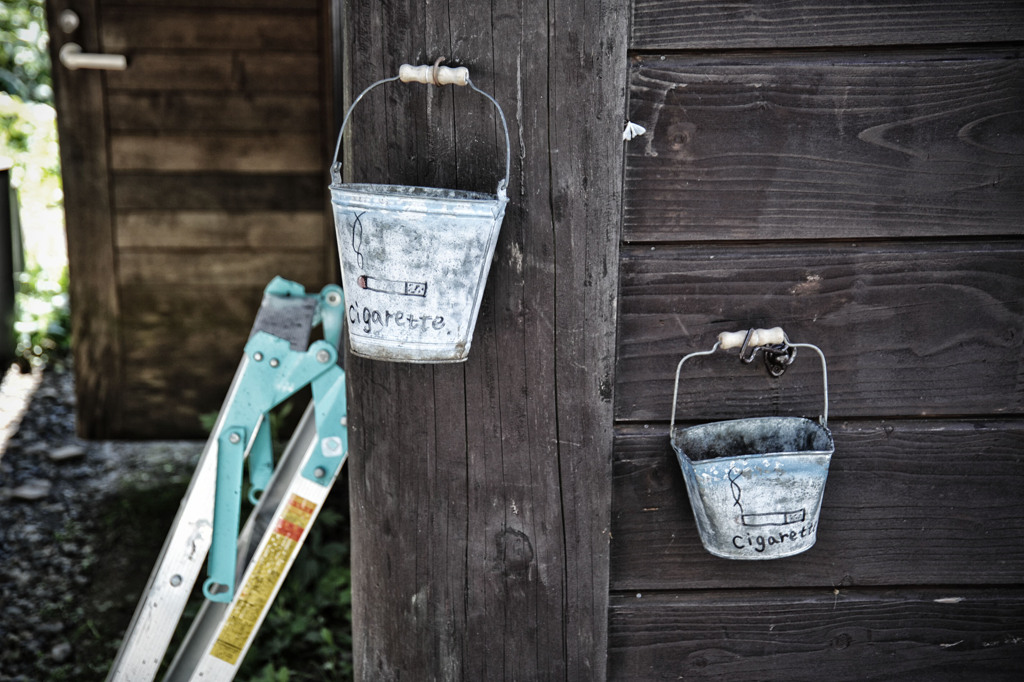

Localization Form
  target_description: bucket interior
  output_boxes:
[673,416,833,462]
[331,182,496,204]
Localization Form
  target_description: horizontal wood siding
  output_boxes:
[112,173,324,211]
[611,422,1024,590]
[117,211,324,249]
[108,93,321,131]
[119,285,266,434]
[614,2,1024,678]
[631,1,1024,50]
[609,589,1024,681]
[616,242,1024,423]
[109,133,321,172]
[624,52,1024,242]
[101,9,318,51]
[97,0,331,437]
[105,52,320,92]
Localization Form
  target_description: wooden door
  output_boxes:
[47,0,334,438]
[46,0,121,438]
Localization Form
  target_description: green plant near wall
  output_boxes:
[239,502,354,682]
[1,94,69,370]
[15,262,71,369]
[0,0,52,104]
[1,1,69,371]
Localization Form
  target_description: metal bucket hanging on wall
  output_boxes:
[670,327,834,560]
[329,62,511,363]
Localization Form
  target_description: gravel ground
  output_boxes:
[0,366,203,681]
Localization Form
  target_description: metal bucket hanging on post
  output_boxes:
[329,62,511,363]
[670,328,834,560]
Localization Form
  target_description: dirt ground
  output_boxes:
[0,366,202,681]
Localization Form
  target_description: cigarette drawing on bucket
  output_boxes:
[729,467,806,528]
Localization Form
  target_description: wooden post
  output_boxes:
[342,0,628,678]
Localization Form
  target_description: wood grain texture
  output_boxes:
[104,52,320,92]
[117,285,264,437]
[100,8,319,51]
[116,210,324,248]
[237,53,322,93]
[610,421,1024,590]
[615,241,1024,422]
[108,93,321,132]
[102,0,319,8]
[118,251,323,287]
[112,173,324,210]
[46,0,124,438]
[109,133,321,172]
[624,52,1024,241]
[608,588,1024,681]
[630,0,1024,50]
[105,52,234,91]
[342,0,626,679]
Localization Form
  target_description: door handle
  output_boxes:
[59,43,127,71]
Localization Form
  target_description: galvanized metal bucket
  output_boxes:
[670,328,834,560]
[329,63,510,363]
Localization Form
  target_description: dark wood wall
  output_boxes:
[610,1,1024,679]
[50,0,334,437]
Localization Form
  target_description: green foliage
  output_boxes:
[238,502,354,682]
[0,0,52,104]
[0,91,63,242]
[2,91,68,370]
[15,262,70,368]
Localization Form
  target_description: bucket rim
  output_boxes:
[330,181,502,204]
[674,445,835,466]
[671,415,835,464]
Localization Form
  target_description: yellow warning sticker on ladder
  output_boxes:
[210,494,316,664]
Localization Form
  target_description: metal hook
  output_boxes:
[738,328,757,363]
[738,327,796,376]
[432,56,446,86]
[763,343,797,377]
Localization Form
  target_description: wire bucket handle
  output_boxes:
[331,60,511,199]
[670,327,830,435]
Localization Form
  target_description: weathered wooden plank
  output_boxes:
[101,9,319,52]
[120,284,260,356]
[118,283,261,429]
[109,133,321,172]
[104,52,320,92]
[116,210,324,249]
[108,93,320,132]
[117,281,325,437]
[610,421,1024,590]
[608,588,1024,681]
[236,53,322,93]
[624,53,1024,241]
[118,251,323,287]
[105,52,235,91]
[343,0,626,679]
[630,1,1024,50]
[102,0,318,9]
[112,173,324,211]
[615,242,1024,422]
[45,0,124,438]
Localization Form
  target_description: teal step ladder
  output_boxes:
[106,278,350,682]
